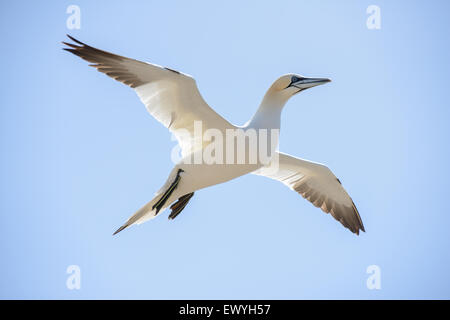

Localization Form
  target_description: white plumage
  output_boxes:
[63,35,365,235]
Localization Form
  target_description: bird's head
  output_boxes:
[267,74,331,101]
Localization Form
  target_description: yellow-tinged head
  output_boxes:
[265,74,331,103]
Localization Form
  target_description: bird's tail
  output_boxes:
[113,167,187,235]
[112,195,162,235]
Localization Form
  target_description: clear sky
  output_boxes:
[1,0,449,299]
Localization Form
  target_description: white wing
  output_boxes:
[253,152,365,235]
[63,35,231,156]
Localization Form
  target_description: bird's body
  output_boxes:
[64,35,365,235]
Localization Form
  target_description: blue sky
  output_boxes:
[1,0,450,299]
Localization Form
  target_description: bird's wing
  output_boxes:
[252,152,365,235]
[63,35,231,156]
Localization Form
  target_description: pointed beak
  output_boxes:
[290,77,331,90]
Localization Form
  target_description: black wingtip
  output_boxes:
[66,34,84,45]
[62,41,81,49]
[354,225,365,236]
[113,224,128,236]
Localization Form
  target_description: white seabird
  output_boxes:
[63,35,365,235]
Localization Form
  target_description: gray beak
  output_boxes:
[290,77,331,90]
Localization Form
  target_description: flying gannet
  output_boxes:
[63,35,365,236]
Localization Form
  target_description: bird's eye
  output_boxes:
[291,76,301,83]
